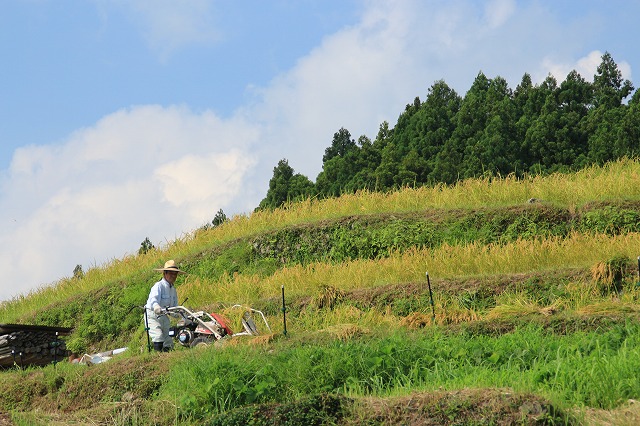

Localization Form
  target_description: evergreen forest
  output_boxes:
[258,52,639,209]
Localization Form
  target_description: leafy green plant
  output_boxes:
[580,206,640,235]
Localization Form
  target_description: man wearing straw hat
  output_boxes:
[145,260,184,352]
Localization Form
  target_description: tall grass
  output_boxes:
[177,232,640,309]
[3,160,640,424]
[160,323,640,420]
[238,158,640,228]
[3,158,640,321]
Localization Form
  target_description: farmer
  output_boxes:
[145,259,184,352]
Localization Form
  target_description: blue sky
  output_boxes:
[1,0,638,302]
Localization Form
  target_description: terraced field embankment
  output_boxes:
[2,160,640,425]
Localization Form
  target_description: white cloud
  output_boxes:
[155,150,255,219]
[0,105,259,300]
[114,0,221,59]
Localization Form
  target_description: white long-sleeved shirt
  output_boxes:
[145,278,178,312]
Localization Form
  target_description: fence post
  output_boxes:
[426,272,435,323]
[281,285,287,336]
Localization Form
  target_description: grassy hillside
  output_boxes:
[2,159,640,425]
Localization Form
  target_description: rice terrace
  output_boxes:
[0,159,640,424]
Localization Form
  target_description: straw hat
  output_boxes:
[154,260,185,274]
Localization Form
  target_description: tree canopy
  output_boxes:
[258,52,637,209]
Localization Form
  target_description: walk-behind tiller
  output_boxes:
[166,305,271,348]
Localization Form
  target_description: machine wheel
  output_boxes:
[190,337,214,348]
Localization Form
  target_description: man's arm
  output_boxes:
[147,283,163,313]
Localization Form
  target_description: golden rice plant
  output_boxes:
[486,296,562,321]
[400,307,479,327]
[178,157,640,251]
[171,231,640,313]
[4,158,640,322]
[289,305,399,334]
[400,312,435,329]
[310,285,346,309]
[576,301,640,316]
[590,255,629,295]
[317,323,370,341]
[555,281,600,313]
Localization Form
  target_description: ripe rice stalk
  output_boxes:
[564,280,600,298]
[318,323,370,341]
[440,308,480,325]
[400,312,435,329]
[590,255,629,295]
[310,285,346,310]
[486,298,561,320]
[173,232,640,310]
[4,159,640,322]
[187,158,640,248]
[520,279,640,314]
[289,305,396,333]
[576,302,640,316]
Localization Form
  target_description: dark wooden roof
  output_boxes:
[0,323,73,335]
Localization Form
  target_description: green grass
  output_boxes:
[155,323,640,421]
[3,158,640,424]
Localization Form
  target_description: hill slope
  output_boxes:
[2,159,640,425]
